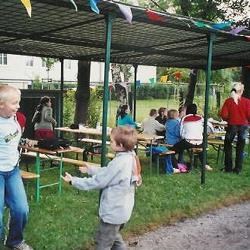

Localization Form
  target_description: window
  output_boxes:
[26,57,34,66]
[0,53,7,65]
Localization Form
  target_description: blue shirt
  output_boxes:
[117,114,136,128]
[165,119,181,145]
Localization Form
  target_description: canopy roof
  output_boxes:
[1,0,250,69]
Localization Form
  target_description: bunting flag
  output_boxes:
[212,21,231,30]
[245,36,250,41]
[229,26,247,35]
[149,77,155,85]
[117,4,133,24]
[146,9,165,22]
[193,21,211,29]
[69,0,78,11]
[89,0,100,14]
[21,0,32,17]
[174,71,182,81]
[160,75,168,83]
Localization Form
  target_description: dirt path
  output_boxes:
[127,201,250,250]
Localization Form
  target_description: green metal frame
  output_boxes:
[35,152,63,203]
[101,13,115,167]
[201,33,215,185]
[133,64,138,122]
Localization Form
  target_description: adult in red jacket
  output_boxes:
[220,83,250,174]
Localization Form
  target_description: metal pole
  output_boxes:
[133,64,138,121]
[60,58,64,127]
[201,33,215,185]
[101,14,114,167]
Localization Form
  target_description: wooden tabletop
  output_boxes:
[55,126,104,136]
[56,127,164,142]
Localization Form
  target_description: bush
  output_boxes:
[63,90,75,126]
[63,89,102,128]
[87,89,102,128]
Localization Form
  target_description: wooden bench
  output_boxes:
[21,170,39,179]
[22,151,100,167]
[188,147,203,169]
[155,150,175,175]
[79,139,115,160]
[80,138,110,145]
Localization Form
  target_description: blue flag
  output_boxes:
[89,0,100,14]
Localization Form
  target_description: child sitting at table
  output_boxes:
[62,126,141,250]
[165,109,181,145]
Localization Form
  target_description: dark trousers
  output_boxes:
[172,139,203,168]
[224,125,248,173]
[95,220,126,250]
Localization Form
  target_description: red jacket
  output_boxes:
[220,97,250,125]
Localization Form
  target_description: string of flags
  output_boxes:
[19,0,250,41]
[21,0,31,17]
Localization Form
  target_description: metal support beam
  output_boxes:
[60,58,64,128]
[201,33,215,185]
[101,13,114,167]
[133,64,138,121]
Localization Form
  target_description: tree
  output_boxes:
[111,63,133,123]
[41,57,59,84]
[74,60,91,125]
[134,0,250,105]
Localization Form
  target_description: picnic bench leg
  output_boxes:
[190,150,194,171]
[150,141,153,175]
[216,145,221,164]
[35,152,41,203]
[58,153,63,194]
[156,154,160,175]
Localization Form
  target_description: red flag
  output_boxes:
[146,9,165,22]
[245,36,250,41]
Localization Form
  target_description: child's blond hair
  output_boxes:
[168,109,178,119]
[111,126,137,151]
[0,85,20,103]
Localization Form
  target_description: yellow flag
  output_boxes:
[21,0,32,17]
[160,75,168,83]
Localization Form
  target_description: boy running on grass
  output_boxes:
[62,126,141,250]
[0,85,33,250]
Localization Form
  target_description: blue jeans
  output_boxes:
[224,125,248,172]
[0,167,29,247]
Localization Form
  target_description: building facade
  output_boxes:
[0,53,156,89]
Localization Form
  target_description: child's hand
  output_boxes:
[26,139,37,147]
[62,172,73,183]
[79,166,88,173]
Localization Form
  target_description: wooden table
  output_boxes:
[56,127,164,173]
[55,126,104,136]
[20,145,79,202]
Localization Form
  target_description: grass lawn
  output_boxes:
[20,149,250,250]
[107,99,180,127]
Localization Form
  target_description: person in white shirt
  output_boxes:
[172,103,213,170]
[141,109,165,136]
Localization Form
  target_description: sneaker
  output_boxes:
[8,241,33,250]
[205,165,213,171]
